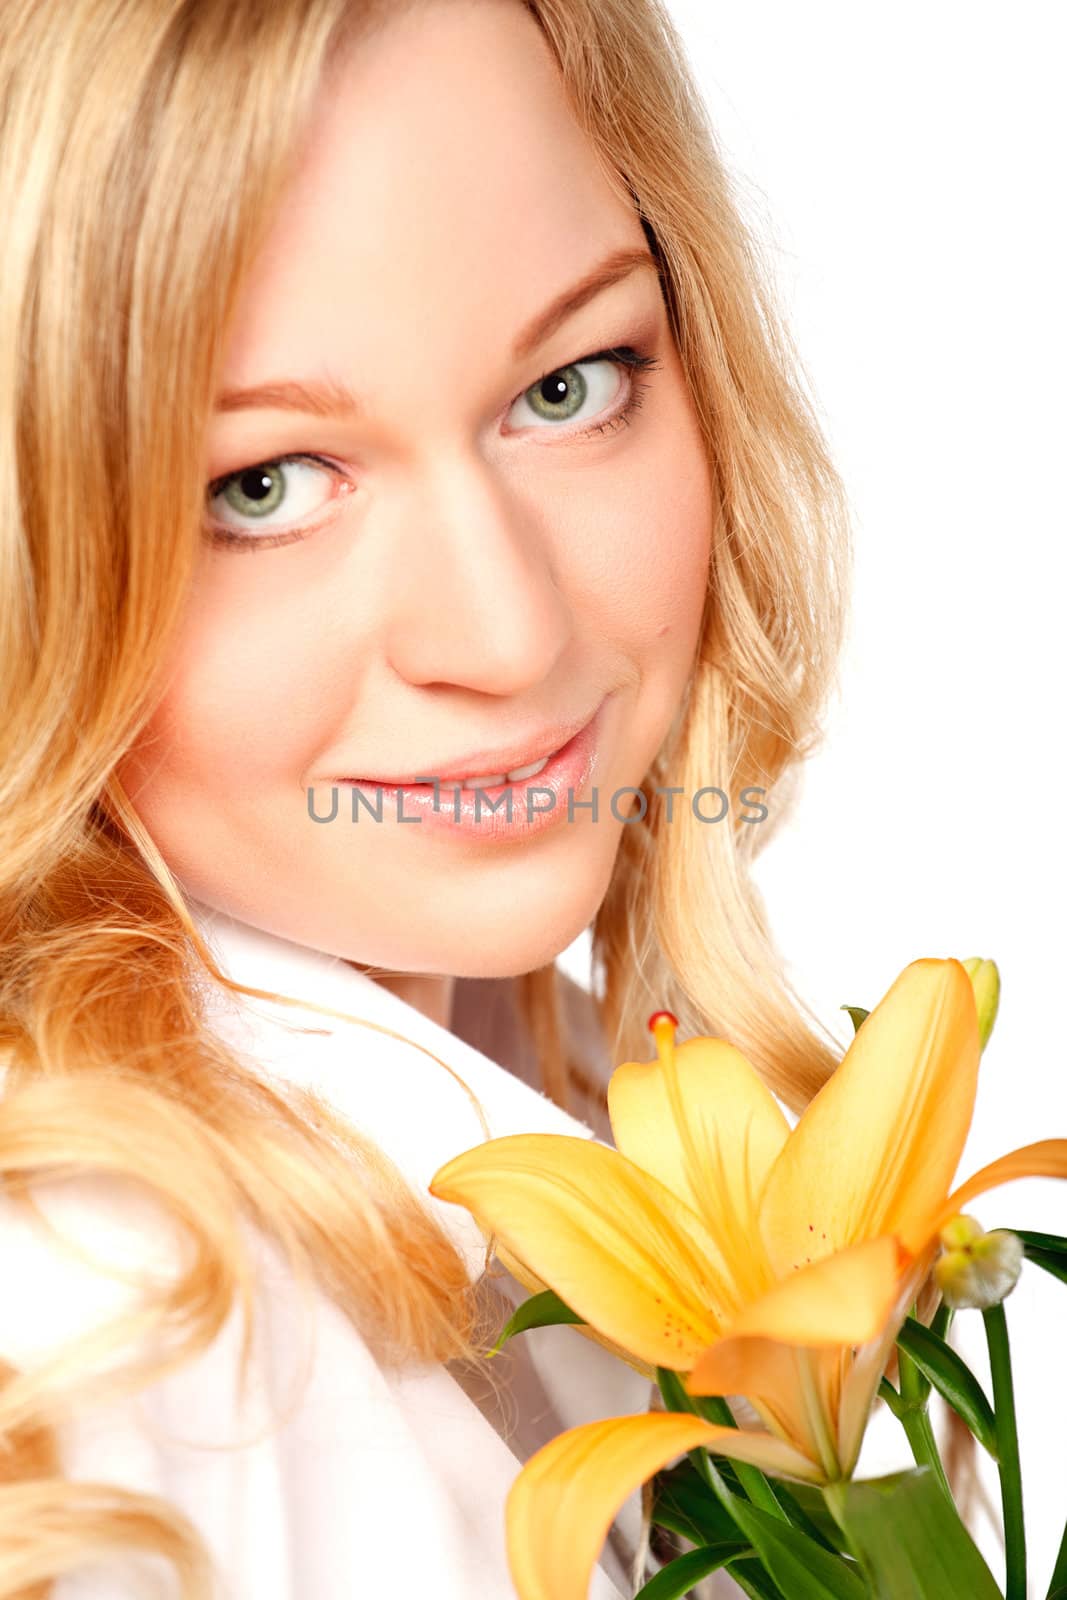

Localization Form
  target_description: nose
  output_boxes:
[380,453,571,695]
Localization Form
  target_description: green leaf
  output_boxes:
[634,1543,753,1600]
[1046,1508,1067,1598]
[910,1298,954,1404]
[1022,1246,1067,1288]
[704,1458,868,1599]
[1011,1228,1067,1258]
[654,1449,800,1597]
[655,1368,788,1521]
[651,1459,743,1548]
[659,1452,747,1504]
[725,1557,789,1600]
[1008,1231,1067,1287]
[489,1289,582,1354]
[984,1301,1026,1600]
[656,1365,701,1416]
[652,1363,793,1523]
[841,1005,869,1034]
[824,1467,1001,1599]
[895,1315,999,1458]
[776,1482,855,1555]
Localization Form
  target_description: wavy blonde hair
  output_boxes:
[0,0,926,1592]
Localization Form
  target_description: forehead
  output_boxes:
[219,0,646,389]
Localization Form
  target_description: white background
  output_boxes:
[561,4,1067,1591]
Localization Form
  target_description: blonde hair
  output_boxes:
[0,0,872,1590]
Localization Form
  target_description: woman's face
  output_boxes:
[119,0,713,978]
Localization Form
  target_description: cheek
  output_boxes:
[555,399,712,665]
[122,563,363,809]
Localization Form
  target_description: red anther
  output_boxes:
[647,1010,678,1033]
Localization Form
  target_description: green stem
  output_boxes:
[983,1302,1026,1600]
[883,1347,953,1501]
[878,1376,905,1419]
[899,1403,953,1502]
[696,1393,788,1521]
[898,1308,924,1403]
[687,1444,716,1493]
[932,1298,955,1342]
[732,1466,788,1521]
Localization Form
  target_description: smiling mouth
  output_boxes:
[334,699,605,791]
[341,748,565,793]
[321,700,608,842]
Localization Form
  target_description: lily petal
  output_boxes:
[686,1240,902,1468]
[493,1239,657,1381]
[431,1133,735,1369]
[608,1036,790,1302]
[834,1251,932,1476]
[759,960,980,1275]
[507,1412,823,1600]
[708,1236,904,1349]
[927,1140,1067,1244]
[687,1335,834,1467]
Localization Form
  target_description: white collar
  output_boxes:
[187,900,598,1280]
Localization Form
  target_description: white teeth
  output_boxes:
[435,754,552,790]
[438,773,507,791]
[506,756,550,781]
[467,773,507,790]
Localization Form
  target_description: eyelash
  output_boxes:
[205,343,662,553]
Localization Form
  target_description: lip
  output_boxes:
[339,701,605,787]
[332,695,609,843]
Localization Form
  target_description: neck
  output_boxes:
[354,968,457,1031]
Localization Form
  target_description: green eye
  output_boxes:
[220,463,288,518]
[511,358,625,431]
[506,344,662,440]
[525,364,590,422]
[206,453,351,546]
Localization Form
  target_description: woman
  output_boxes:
[0,0,858,1594]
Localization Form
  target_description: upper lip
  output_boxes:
[338,699,603,785]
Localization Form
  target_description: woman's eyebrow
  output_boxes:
[213,245,660,419]
[511,245,659,360]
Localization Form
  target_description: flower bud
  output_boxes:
[934,1213,1023,1309]
[961,957,1000,1050]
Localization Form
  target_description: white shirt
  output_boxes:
[3,903,747,1599]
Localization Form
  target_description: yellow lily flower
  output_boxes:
[430,958,1067,1600]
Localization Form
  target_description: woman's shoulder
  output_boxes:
[0,1171,587,1600]
[0,1170,187,1368]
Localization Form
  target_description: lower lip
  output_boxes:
[337,700,606,843]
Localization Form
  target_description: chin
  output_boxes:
[369,836,619,980]
[418,899,597,981]
[436,919,585,981]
